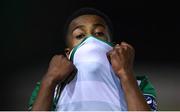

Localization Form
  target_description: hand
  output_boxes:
[107,42,135,78]
[43,54,75,86]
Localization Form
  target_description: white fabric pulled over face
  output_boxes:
[56,36,127,111]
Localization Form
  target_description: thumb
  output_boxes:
[106,51,112,64]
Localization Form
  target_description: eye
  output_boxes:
[75,34,85,39]
[94,32,105,37]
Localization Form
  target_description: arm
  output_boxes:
[31,55,75,111]
[108,42,150,111]
[31,76,56,111]
[119,71,150,110]
[137,76,158,111]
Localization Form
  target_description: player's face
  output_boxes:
[66,15,111,49]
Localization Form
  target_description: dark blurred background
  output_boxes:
[1,0,180,110]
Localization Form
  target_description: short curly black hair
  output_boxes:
[63,7,113,46]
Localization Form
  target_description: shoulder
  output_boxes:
[136,75,157,110]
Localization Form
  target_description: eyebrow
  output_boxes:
[71,23,106,34]
[93,23,106,29]
[71,25,85,34]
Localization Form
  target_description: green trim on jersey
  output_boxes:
[69,36,114,61]
[28,75,156,110]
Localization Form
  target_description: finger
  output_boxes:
[121,42,134,51]
[114,44,122,52]
[114,44,121,49]
[114,44,124,56]
[121,42,135,56]
[121,43,135,60]
[57,54,64,57]
[109,50,122,66]
[106,51,111,63]
[107,50,118,65]
[109,50,121,63]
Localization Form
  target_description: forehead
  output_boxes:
[69,15,107,29]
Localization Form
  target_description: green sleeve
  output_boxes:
[28,82,41,110]
[136,75,156,97]
[28,82,57,110]
[136,75,157,110]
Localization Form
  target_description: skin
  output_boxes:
[32,15,150,111]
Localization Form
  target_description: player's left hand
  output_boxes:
[107,42,135,79]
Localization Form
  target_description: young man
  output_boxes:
[28,8,157,111]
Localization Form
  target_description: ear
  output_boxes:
[64,48,71,58]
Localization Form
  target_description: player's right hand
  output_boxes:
[43,54,75,86]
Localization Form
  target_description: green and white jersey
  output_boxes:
[28,76,157,110]
[28,36,157,111]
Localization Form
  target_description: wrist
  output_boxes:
[41,74,58,89]
[117,69,135,80]
[118,71,139,91]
